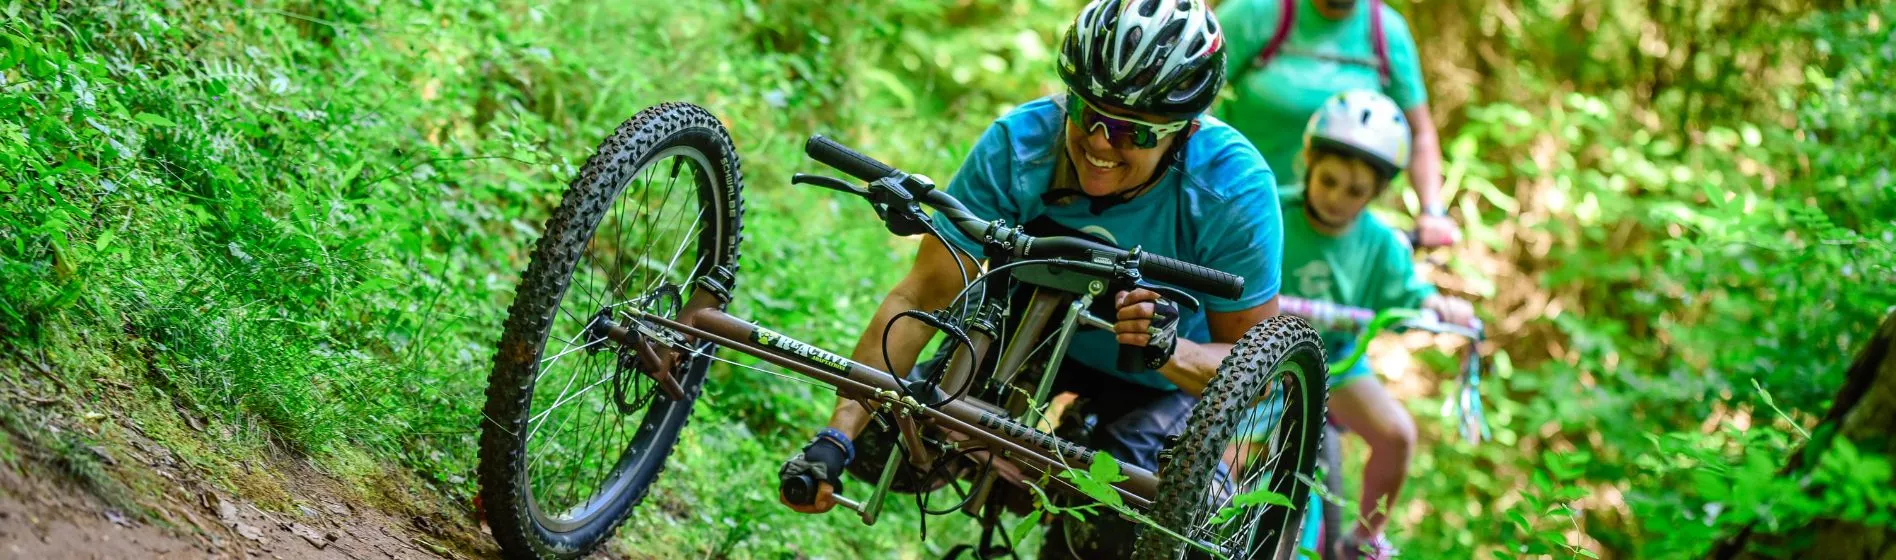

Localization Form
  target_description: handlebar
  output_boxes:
[1278,296,1492,444]
[1277,296,1482,341]
[807,135,898,185]
[781,474,865,513]
[801,135,1245,300]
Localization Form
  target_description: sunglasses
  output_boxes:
[1065,93,1189,149]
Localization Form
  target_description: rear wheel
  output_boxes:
[1133,316,1328,560]
[478,102,744,559]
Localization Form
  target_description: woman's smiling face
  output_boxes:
[1063,100,1186,197]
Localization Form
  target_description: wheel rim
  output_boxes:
[519,144,724,533]
[1190,360,1316,558]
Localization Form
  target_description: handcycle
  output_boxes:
[1268,296,1488,558]
[474,102,1331,559]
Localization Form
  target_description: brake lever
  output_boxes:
[1133,282,1200,312]
[1109,281,1201,372]
[791,173,869,197]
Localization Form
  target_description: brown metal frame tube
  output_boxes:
[660,308,1160,507]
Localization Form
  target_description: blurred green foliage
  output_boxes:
[0,0,1890,558]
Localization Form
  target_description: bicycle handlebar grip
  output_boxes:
[781,473,817,506]
[806,135,898,183]
[1141,253,1244,301]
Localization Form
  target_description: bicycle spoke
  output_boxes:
[606,252,707,312]
[564,366,612,509]
[528,358,596,483]
[634,163,684,301]
[644,211,705,294]
[577,359,624,510]
[611,173,631,308]
[526,362,615,442]
[539,325,608,366]
[565,354,612,509]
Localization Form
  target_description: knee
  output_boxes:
[1366,411,1417,458]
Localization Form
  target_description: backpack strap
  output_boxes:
[1250,0,1298,71]
[1368,0,1393,87]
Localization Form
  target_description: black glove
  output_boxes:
[779,428,854,506]
[1117,296,1181,371]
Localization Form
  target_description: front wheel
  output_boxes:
[1134,316,1329,560]
[478,102,745,559]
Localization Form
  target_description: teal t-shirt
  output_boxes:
[933,96,1285,390]
[1277,189,1433,377]
[1215,0,1429,185]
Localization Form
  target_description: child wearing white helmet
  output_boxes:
[1284,90,1474,559]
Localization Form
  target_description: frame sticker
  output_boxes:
[976,412,1097,463]
[750,326,852,375]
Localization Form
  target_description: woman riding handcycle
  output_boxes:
[474,2,1335,559]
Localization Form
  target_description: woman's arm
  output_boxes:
[1405,104,1458,247]
[1117,292,1281,397]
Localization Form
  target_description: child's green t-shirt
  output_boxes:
[1278,189,1434,378]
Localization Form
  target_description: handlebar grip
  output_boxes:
[781,473,817,506]
[1141,253,1244,301]
[805,135,898,183]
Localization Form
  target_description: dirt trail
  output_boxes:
[0,434,497,560]
[0,375,516,560]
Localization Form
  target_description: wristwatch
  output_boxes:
[1423,200,1449,218]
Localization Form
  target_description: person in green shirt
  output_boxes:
[1215,0,1461,249]
[1282,91,1474,559]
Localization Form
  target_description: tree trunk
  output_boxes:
[1712,311,1896,559]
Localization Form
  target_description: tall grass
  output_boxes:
[1,0,1087,555]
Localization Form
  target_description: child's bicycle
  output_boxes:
[1272,295,1488,558]
[474,103,1331,559]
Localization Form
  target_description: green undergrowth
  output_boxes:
[0,0,1079,556]
[4,0,1892,557]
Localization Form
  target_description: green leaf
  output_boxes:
[1233,488,1293,508]
[1208,488,1292,526]
[133,113,176,128]
[1507,510,1531,530]
[52,159,98,177]
[1081,476,1123,509]
[1061,458,1125,510]
[93,228,116,252]
[1692,470,1727,500]
[1012,510,1042,546]
[338,160,367,188]
[1089,454,1127,484]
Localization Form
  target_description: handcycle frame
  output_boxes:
[632,285,1160,518]
[600,135,1267,537]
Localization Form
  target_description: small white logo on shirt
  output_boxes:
[1294,260,1333,297]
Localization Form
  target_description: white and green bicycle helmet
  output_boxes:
[1303,90,1412,180]
[1058,0,1227,120]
